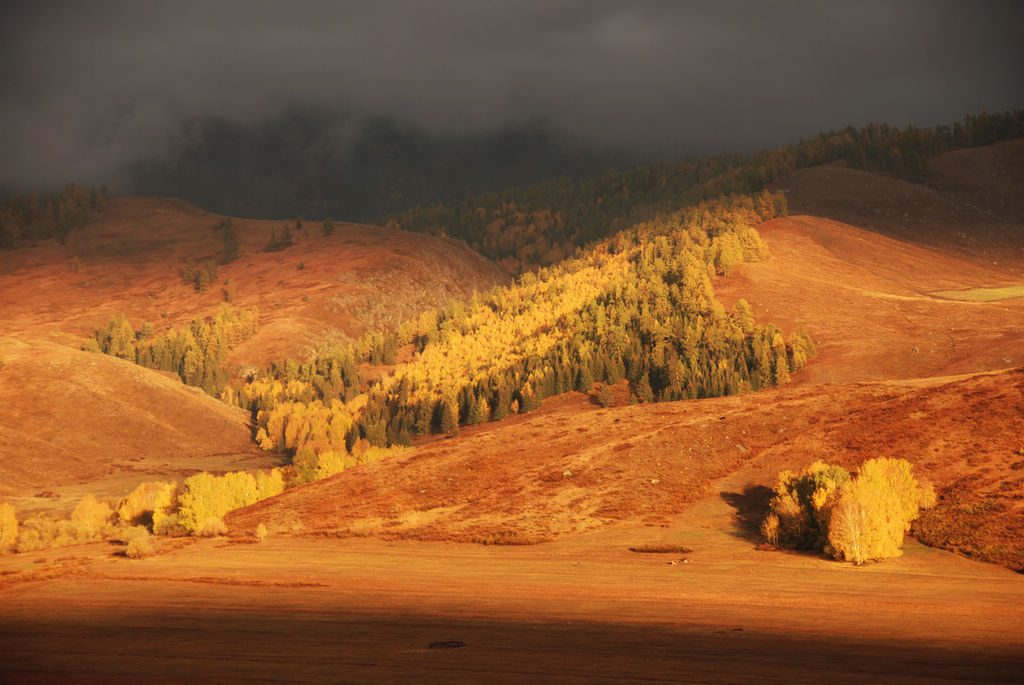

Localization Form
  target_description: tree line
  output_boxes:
[86,305,260,397]
[0,183,107,248]
[383,110,1024,274]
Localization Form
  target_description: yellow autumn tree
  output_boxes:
[117,481,177,528]
[762,461,850,550]
[828,458,936,564]
[71,495,114,540]
[0,502,18,553]
[764,457,934,564]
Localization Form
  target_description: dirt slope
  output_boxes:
[926,138,1024,228]
[0,338,273,512]
[0,196,510,363]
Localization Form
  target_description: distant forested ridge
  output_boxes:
[385,110,1024,273]
[128,111,627,222]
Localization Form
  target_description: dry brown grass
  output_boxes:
[912,479,1024,571]
[628,544,693,554]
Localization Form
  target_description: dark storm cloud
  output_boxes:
[1,0,1022,191]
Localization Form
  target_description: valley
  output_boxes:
[1,134,1023,682]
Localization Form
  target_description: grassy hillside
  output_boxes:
[0,196,509,363]
[0,338,269,509]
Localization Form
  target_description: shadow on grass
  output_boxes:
[720,485,773,544]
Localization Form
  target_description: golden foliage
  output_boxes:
[829,458,936,564]
[767,461,850,550]
[0,502,17,553]
[118,481,177,528]
[764,458,935,565]
[71,494,114,541]
[124,526,158,559]
[176,468,286,535]
[256,399,354,454]
[760,513,780,547]
[195,517,228,537]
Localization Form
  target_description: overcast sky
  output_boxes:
[2,0,1022,192]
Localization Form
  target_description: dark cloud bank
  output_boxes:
[1,1,1022,217]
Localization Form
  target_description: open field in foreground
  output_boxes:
[1,507,1022,684]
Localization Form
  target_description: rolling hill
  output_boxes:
[0,338,269,512]
[0,197,509,513]
[221,140,1024,567]
[228,212,1024,566]
[2,135,1023,684]
[783,139,1024,271]
[0,196,509,363]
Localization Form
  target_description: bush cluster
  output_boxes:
[762,458,935,564]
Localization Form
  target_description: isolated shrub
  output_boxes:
[196,517,228,537]
[0,502,18,552]
[71,494,114,540]
[16,527,41,552]
[15,518,53,552]
[124,527,158,559]
[153,512,181,536]
[255,522,268,542]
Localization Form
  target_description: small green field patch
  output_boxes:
[929,285,1024,302]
